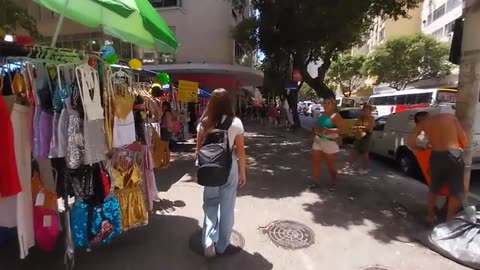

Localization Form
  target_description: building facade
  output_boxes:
[353,6,423,55]
[16,0,262,94]
[421,0,463,42]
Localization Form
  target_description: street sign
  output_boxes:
[178,80,199,103]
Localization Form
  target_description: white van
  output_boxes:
[336,97,356,108]
[370,105,480,176]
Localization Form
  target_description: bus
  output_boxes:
[368,88,457,118]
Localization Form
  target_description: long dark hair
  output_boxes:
[200,88,234,130]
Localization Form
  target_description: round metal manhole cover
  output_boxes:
[361,265,391,270]
[260,220,315,250]
[188,229,245,256]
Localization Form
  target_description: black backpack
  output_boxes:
[196,116,234,187]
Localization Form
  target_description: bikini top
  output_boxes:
[76,63,104,121]
[316,114,336,129]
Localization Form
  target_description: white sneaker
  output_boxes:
[204,245,216,258]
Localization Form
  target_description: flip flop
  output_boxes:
[328,185,337,192]
[308,183,321,190]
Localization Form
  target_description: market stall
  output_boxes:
[0,42,179,268]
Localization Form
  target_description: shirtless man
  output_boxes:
[408,112,467,225]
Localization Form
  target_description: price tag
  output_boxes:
[35,192,45,207]
[43,215,52,228]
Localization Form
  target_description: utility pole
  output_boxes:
[456,0,480,198]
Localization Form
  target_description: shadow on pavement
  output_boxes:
[243,122,429,244]
[0,215,273,270]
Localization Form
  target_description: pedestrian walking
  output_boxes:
[195,88,247,258]
[269,103,278,127]
[408,111,467,226]
[310,97,344,192]
[260,104,268,127]
[345,104,375,174]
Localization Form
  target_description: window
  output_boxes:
[447,0,462,12]
[386,96,396,105]
[396,95,406,105]
[432,28,444,40]
[405,94,418,105]
[150,0,181,8]
[372,97,387,105]
[437,91,458,103]
[339,109,362,119]
[416,93,433,104]
[445,21,456,36]
[433,4,446,21]
[374,116,389,131]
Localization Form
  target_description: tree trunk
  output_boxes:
[456,0,480,202]
[294,51,336,99]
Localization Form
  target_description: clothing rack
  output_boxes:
[1,44,160,270]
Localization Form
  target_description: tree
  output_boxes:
[231,0,422,98]
[363,33,453,90]
[327,53,366,97]
[298,82,317,101]
[0,0,40,39]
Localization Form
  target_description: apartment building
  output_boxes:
[15,0,262,93]
[353,6,423,55]
[421,0,463,42]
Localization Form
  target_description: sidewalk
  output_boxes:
[0,122,470,270]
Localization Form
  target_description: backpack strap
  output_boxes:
[216,116,234,131]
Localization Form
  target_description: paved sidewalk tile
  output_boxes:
[0,122,470,270]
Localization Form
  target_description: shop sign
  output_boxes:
[178,80,199,103]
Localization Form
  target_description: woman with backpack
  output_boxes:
[195,88,247,258]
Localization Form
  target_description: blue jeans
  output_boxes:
[202,158,239,254]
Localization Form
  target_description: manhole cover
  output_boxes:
[260,220,315,250]
[188,229,244,256]
[361,265,391,270]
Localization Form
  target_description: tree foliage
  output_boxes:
[0,0,40,39]
[231,0,422,98]
[363,33,452,90]
[328,53,366,97]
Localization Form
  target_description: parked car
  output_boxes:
[311,104,324,118]
[369,105,457,176]
[337,107,363,140]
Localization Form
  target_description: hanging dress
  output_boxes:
[0,96,21,198]
[76,63,107,165]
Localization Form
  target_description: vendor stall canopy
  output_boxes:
[33,0,178,53]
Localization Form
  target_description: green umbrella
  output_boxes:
[34,0,178,53]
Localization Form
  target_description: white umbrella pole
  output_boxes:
[50,0,71,47]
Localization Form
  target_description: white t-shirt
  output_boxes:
[198,116,244,149]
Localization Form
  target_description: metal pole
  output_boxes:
[51,0,71,48]
[456,0,480,204]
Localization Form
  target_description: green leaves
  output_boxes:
[328,53,366,97]
[231,0,422,98]
[0,0,41,39]
[363,33,453,90]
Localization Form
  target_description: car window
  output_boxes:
[416,93,432,104]
[396,95,406,105]
[405,94,417,105]
[339,109,362,119]
[373,116,388,131]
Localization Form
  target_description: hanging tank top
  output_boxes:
[76,63,104,121]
